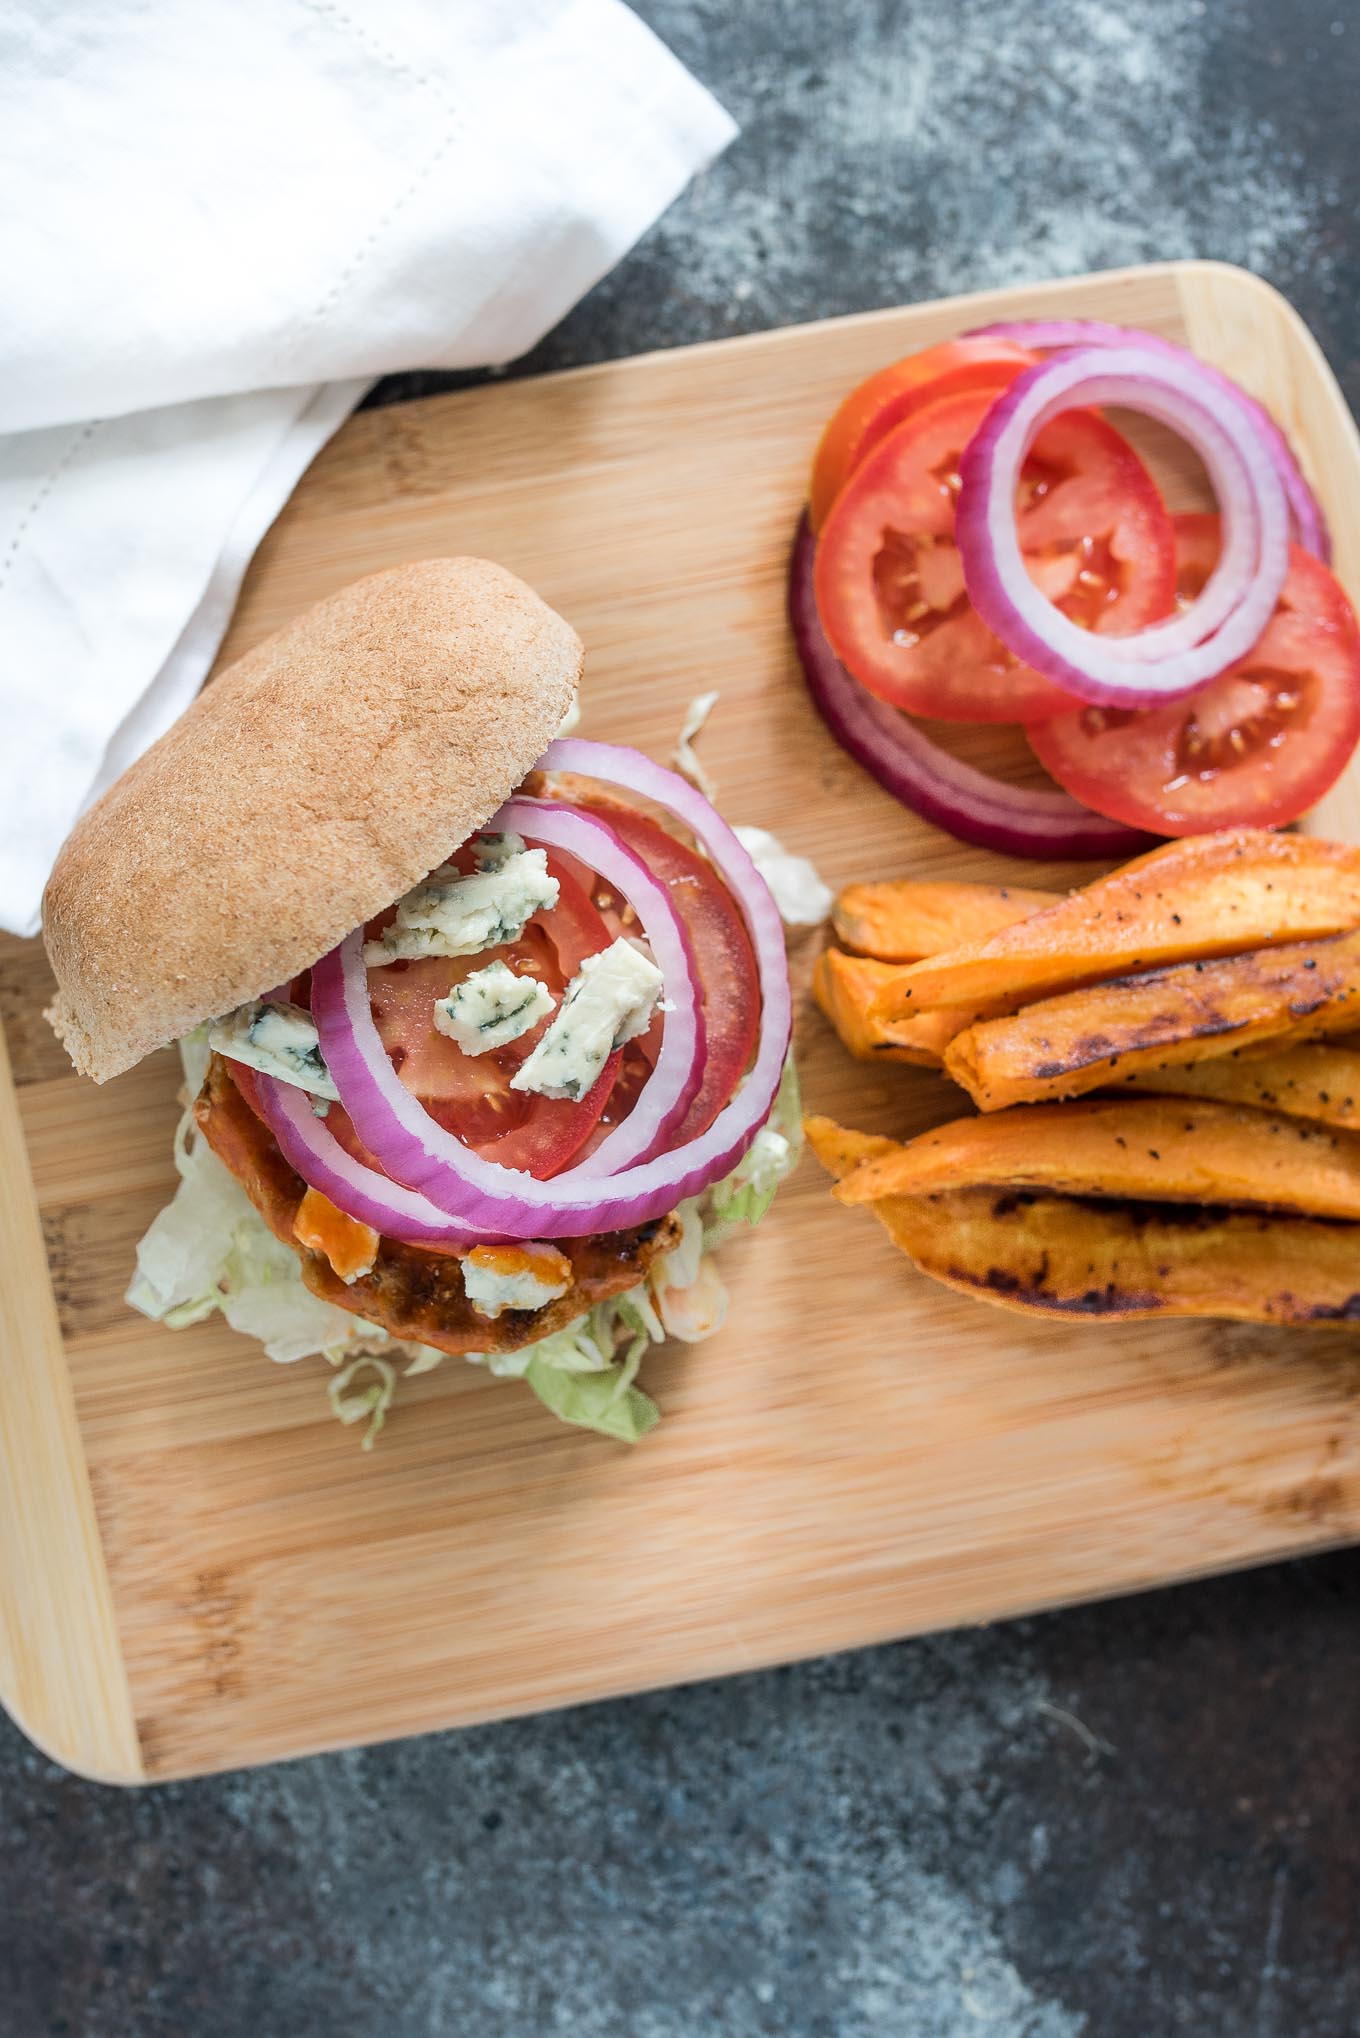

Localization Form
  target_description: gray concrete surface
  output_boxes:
[8,2,1360,2032]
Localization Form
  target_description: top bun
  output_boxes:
[43,557,581,1083]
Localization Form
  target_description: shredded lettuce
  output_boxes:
[672,689,720,801]
[127,1037,390,1368]
[733,825,832,928]
[178,1021,213,1102]
[704,1057,803,1248]
[130,1039,803,1446]
[524,1356,660,1444]
[401,1344,447,1378]
[127,1102,362,1364]
[479,1060,804,1435]
[328,1354,397,1449]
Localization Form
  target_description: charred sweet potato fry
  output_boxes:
[813,949,964,1065]
[1120,1040,1360,1130]
[865,1186,1360,1328]
[808,1113,1360,1326]
[944,930,1360,1111]
[832,878,1056,963]
[875,830,1360,1021]
[833,1096,1360,1221]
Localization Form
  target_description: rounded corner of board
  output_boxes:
[0,1686,146,1788]
[1175,260,1332,357]
[1172,254,1281,298]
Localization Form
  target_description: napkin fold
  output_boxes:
[0,0,736,935]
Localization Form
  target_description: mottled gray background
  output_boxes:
[9,2,1360,2033]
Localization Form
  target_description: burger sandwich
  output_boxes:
[42,559,801,1443]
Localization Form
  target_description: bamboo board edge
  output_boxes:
[0,1020,143,1783]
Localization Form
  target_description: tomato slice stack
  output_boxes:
[805,337,1360,839]
[815,385,1176,723]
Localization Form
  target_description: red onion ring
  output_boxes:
[955,346,1290,705]
[310,752,792,1241]
[493,799,704,1172]
[969,318,1330,561]
[255,809,703,1228]
[252,1070,485,1246]
[788,515,1150,859]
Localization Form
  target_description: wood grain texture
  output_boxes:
[6,261,1360,1782]
[0,1019,142,1781]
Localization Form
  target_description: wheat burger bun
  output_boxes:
[43,557,582,1084]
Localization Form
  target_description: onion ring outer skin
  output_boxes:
[247,799,708,1238]
[310,758,793,1240]
[788,514,1152,860]
[969,317,1330,561]
[252,1067,488,1246]
[495,797,704,1177]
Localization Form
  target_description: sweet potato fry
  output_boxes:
[807,1114,1360,1326]
[944,930,1360,1111]
[832,879,1056,963]
[1120,1040,1360,1130]
[875,830,1360,1020]
[834,1096,1360,1221]
[813,950,965,1065]
[803,1115,898,1180]
[867,1186,1360,1327]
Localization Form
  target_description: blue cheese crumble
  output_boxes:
[433,960,553,1055]
[208,1000,339,1103]
[462,1242,573,1319]
[511,937,663,1103]
[364,848,559,966]
[470,829,526,870]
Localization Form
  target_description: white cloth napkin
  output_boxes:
[0,0,735,936]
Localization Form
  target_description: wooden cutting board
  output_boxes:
[7,259,1360,1785]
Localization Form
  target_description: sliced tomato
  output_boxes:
[571,794,761,1144]
[814,388,1178,723]
[263,851,618,1182]
[1027,513,1360,836]
[809,337,1036,532]
[360,852,623,1178]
